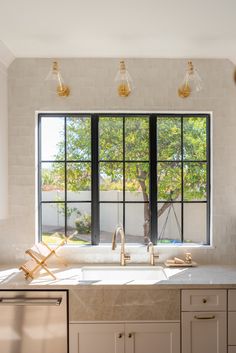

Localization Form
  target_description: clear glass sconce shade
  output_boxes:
[45,61,70,97]
[115,61,134,97]
[178,61,203,98]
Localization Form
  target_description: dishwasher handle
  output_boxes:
[0,297,62,306]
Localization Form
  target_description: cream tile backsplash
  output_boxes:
[0,58,236,265]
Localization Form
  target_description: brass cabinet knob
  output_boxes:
[202,298,207,303]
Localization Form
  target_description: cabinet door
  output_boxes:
[228,312,236,345]
[182,312,226,353]
[69,323,125,353]
[228,348,236,353]
[125,323,180,353]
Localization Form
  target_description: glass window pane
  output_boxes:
[67,163,91,201]
[183,117,207,160]
[41,203,65,244]
[125,117,149,160]
[41,117,64,161]
[184,162,207,201]
[157,117,181,160]
[99,117,123,160]
[125,163,149,201]
[66,117,91,161]
[125,203,150,244]
[100,203,123,243]
[157,203,182,243]
[67,203,91,244]
[184,203,207,244]
[157,162,181,201]
[41,162,65,201]
[100,162,123,201]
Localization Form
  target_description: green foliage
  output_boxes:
[158,162,181,201]
[75,212,91,234]
[43,116,207,238]
[42,168,55,188]
[157,118,181,160]
[66,117,91,160]
[183,118,206,160]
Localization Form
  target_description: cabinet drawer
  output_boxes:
[229,348,236,353]
[182,290,226,311]
[228,290,236,311]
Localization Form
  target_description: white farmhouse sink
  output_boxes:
[80,266,168,284]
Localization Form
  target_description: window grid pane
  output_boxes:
[39,113,210,245]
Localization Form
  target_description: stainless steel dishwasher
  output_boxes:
[0,290,68,353]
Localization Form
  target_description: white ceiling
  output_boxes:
[0,0,236,63]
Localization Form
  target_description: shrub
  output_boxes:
[75,212,91,234]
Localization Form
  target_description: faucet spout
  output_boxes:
[111,226,131,266]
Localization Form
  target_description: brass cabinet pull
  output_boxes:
[202,298,207,303]
[194,315,215,320]
[128,333,133,338]
[118,333,123,338]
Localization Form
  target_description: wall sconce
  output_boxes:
[115,60,133,97]
[178,61,203,98]
[45,61,70,97]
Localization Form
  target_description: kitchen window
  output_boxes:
[38,113,211,246]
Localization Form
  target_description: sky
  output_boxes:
[41,117,64,160]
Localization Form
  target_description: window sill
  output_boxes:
[60,243,214,249]
[53,243,215,264]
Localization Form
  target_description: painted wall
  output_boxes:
[0,58,236,264]
[0,61,8,220]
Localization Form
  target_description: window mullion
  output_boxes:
[181,116,184,242]
[64,116,67,238]
[123,117,125,231]
[150,115,157,244]
[206,114,211,245]
[91,115,100,244]
[38,115,42,241]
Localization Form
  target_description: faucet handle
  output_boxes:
[124,253,131,261]
[121,252,131,266]
[150,253,159,266]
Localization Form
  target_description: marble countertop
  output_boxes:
[0,264,236,289]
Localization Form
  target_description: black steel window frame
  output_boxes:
[38,112,211,245]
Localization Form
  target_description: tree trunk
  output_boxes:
[136,167,150,244]
[137,165,181,243]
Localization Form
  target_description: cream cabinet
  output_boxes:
[228,290,236,351]
[181,290,227,353]
[229,348,236,353]
[69,322,180,353]
[69,323,124,353]
[182,312,226,353]
[125,323,180,353]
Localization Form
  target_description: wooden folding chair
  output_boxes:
[20,239,67,280]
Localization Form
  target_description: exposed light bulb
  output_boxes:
[115,60,133,97]
[178,61,203,98]
[45,61,70,97]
